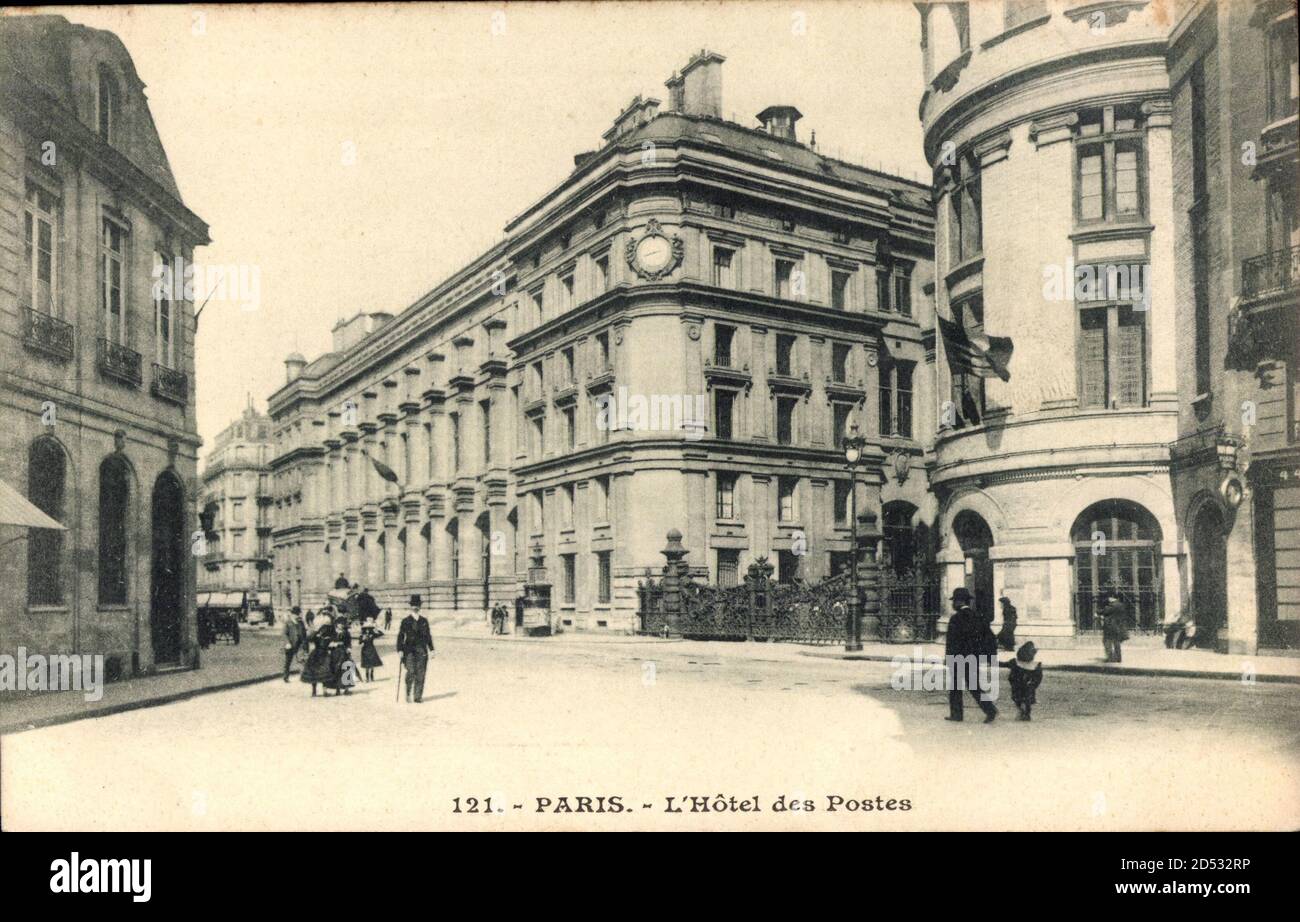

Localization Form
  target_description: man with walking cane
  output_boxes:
[395,593,434,703]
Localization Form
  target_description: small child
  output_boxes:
[359,615,384,683]
[1002,641,1043,721]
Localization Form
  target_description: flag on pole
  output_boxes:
[365,452,400,486]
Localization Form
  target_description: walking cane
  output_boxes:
[395,656,403,703]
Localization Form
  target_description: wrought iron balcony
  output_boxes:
[1241,244,1300,301]
[151,363,188,404]
[97,338,142,387]
[22,308,74,361]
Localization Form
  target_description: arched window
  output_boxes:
[98,455,131,604]
[96,66,117,143]
[1071,500,1163,631]
[27,438,66,605]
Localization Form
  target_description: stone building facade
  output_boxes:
[0,16,209,672]
[914,0,1297,651]
[198,402,273,595]
[268,51,936,631]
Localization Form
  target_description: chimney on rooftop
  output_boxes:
[667,49,725,119]
[757,105,803,142]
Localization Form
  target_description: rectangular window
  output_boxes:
[531,361,544,398]
[829,550,854,579]
[776,397,796,445]
[893,264,913,317]
[596,551,612,603]
[1115,307,1146,407]
[560,272,575,313]
[561,554,576,604]
[102,216,127,344]
[775,259,794,299]
[831,269,851,310]
[594,475,610,522]
[778,476,798,523]
[564,405,576,450]
[594,254,609,294]
[562,483,575,529]
[777,549,799,584]
[716,472,737,519]
[480,400,492,465]
[533,492,545,534]
[834,480,852,527]
[714,389,735,440]
[562,346,575,384]
[775,334,796,376]
[1268,15,1300,121]
[24,184,57,314]
[717,549,740,588]
[876,266,891,311]
[949,154,983,263]
[1079,308,1110,409]
[896,362,914,438]
[531,415,545,458]
[529,284,545,323]
[154,253,174,367]
[1075,105,1145,224]
[879,362,894,435]
[833,402,852,449]
[832,342,851,383]
[596,330,611,370]
[714,324,735,366]
[713,248,734,288]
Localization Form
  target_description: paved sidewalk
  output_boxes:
[0,629,285,735]
[802,636,1300,683]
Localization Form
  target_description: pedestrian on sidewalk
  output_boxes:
[359,615,384,683]
[945,587,999,724]
[1099,592,1130,663]
[283,606,308,682]
[325,617,357,696]
[1002,641,1043,720]
[383,608,393,632]
[996,595,1018,652]
[301,613,335,697]
[396,594,434,703]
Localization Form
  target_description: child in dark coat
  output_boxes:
[1002,641,1043,721]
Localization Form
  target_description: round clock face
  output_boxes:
[636,234,672,272]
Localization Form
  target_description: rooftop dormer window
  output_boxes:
[97,67,118,144]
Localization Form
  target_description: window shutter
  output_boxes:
[1116,311,1145,406]
[1080,312,1108,408]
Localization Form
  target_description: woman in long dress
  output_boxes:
[359,616,384,683]
[324,617,356,695]
[300,614,335,697]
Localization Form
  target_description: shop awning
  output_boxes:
[0,479,64,529]
[937,314,1013,382]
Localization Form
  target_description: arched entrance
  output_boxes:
[953,510,994,622]
[151,471,186,665]
[1070,500,1163,632]
[1190,501,1227,647]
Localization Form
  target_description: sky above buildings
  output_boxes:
[47,2,929,448]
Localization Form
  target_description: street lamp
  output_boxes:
[843,420,867,651]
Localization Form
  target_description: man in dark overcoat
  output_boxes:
[945,586,999,723]
[283,606,308,682]
[396,593,434,703]
[1099,592,1130,663]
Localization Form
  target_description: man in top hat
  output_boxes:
[1099,592,1130,663]
[395,593,434,703]
[944,586,998,723]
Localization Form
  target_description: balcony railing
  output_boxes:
[1241,244,1300,300]
[98,338,142,387]
[22,308,74,361]
[151,363,188,404]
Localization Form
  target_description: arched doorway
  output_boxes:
[1070,500,1163,632]
[953,510,994,622]
[151,471,186,665]
[1190,501,1227,647]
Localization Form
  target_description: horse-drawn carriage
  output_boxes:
[197,591,244,647]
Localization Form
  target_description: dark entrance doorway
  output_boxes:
[1191,501,1227,648]
[151,471,186,665]
[953,511,994,623]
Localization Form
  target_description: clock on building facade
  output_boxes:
[626,218,684,280]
